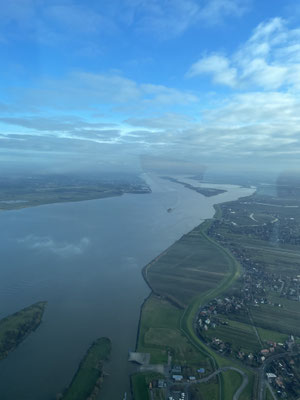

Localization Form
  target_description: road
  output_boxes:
[170,366,248,400]
[257,351,296,400]
[266,381,277,400]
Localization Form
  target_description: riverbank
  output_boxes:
[132,189,255,399]
[0,188,151,211]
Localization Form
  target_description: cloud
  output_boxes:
[187,17,300,90]
[3,88,298,167]
[193,92,300,159]
[6,72,198,114]
[199,0,250,21]
[120,87,300,166]
[181,17,300,167]
[18,235,91,257]
[203,91,300,128]
[125,113,195,129]
[0,116,116,132]
[187,54,237,86]
[1,12,300,171]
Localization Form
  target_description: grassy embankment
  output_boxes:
[134,205,254,399]
[0,301,47,360]
[265,387,274,400]
[61,337,111,400]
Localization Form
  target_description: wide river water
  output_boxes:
[0,175,254,400]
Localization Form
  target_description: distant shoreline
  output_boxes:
[0,187,151,212]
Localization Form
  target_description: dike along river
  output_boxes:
[0,175,254,400]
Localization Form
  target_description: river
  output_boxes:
[0,175,254,400]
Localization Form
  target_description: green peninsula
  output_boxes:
[0,301,47,360]
[161,176,227,197]
[61,337,111,400]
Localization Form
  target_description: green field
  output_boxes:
[189,377,219,399]
[222,370,243,400]
[146,223,233,308]
[131,373,150,400]
[244,244,300,277]
[138,216,241,368]
[204,317,262,354]
[131,372,165,400]
[221,292,300,339]
[265,387,273,400]
[137,295,210,366]
[61,337,111,400]
[135,215,252,399]
[202,314,291,357]
[240,373,256,400]
[257,326,288,343]
[250,303,300,336]
[0,301,47,360]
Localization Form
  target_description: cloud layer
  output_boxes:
[1,9,300,173]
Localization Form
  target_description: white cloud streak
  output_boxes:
[6,72,198,113]
[187,54,237,86]
[18,235,91,257]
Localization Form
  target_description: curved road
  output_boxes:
[175,366,248,400]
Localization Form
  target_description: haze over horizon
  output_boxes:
[1,0,300,176]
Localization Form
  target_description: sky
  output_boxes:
[1,0,300,176]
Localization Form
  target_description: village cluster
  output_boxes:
[265,355,300,398]
[199,198,300,398]
[148,364,207,400]
[208,219,300,303]
[195,296,296,365]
